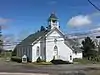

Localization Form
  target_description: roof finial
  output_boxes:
[51,11,55,15]
[48,12,58,21]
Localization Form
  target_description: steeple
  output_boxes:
[48,12,59,29]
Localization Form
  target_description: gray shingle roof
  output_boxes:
[18,30,49,46]
[72,46,83,52]
[64,38,83,52]
[14,27,82,52]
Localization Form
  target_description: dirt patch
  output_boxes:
[86,70,100,75]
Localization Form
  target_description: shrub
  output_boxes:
[12,49,17,56]
[11,56,22,63]
[51,59,71,64]
[91,56,100,62]
[73,58,94,64]
[36,57,42,63]
[73,58,83,62]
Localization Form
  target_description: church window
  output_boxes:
[70,55,72,60]
[54,45,58,57]
[54,39,57,43]
[75,51,77,55]
[36,46,39,57]
[54,45,58,51]
[52,20,56,23]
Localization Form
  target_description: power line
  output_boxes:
[3,40,65,46]
[88,0,100,11]
[2,39,77,46]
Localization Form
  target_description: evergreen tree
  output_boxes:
[12,48,17,56]
[0,26,3,54]
[47,25,51,31]
[98,42,100,55]
[81,37,97,59]
[40,26,46,31]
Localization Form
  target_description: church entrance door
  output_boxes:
[54,45,58,59]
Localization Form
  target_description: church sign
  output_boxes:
[22,55,27,63]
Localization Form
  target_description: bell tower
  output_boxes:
[48,13,59,29]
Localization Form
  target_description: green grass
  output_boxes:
[0,52,12,57]
[32,62,53,65]
[0,52,12,61]
[73,58,95,64]
[74,57,100,64]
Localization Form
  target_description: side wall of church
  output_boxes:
[16,45,32,61]
[32,41,40,62]
[40,37,46,61]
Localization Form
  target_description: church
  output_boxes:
[14,13,83,62]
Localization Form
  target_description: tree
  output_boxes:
[0,26,3,54]
[46,25,51,31]
[98,42,100,55]
[81,37,97,59]
[12,48,17,56]
[40,26,46,31]
[0,40,3,54]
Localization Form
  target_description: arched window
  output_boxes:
[54,45,58,51]
[70,55,72,60]
[54,45,58,59]
[54,39,57,44]
[75,51,77,55]
[36,46,39,57]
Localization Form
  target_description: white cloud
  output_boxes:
[67,15,92,27]
[91,12,100,17]
[90,27,100,32]
[0,17,11,25]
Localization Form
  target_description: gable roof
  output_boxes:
[14,27,82,52]
[46,27,65,38]
[64,39,83,52]
[18,28,63,46]
[18,30,49,46]
[46,28,82,52]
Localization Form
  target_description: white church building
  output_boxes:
[14,13,83,62]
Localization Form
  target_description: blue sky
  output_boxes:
[0,0,100,41]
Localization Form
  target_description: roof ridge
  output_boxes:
[17,30,49,46]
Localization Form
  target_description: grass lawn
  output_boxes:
[22,62,53,67]
[0,52,12,57]
[0,51,12,61]
[73,58,100,64]
[32,62,53,65]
